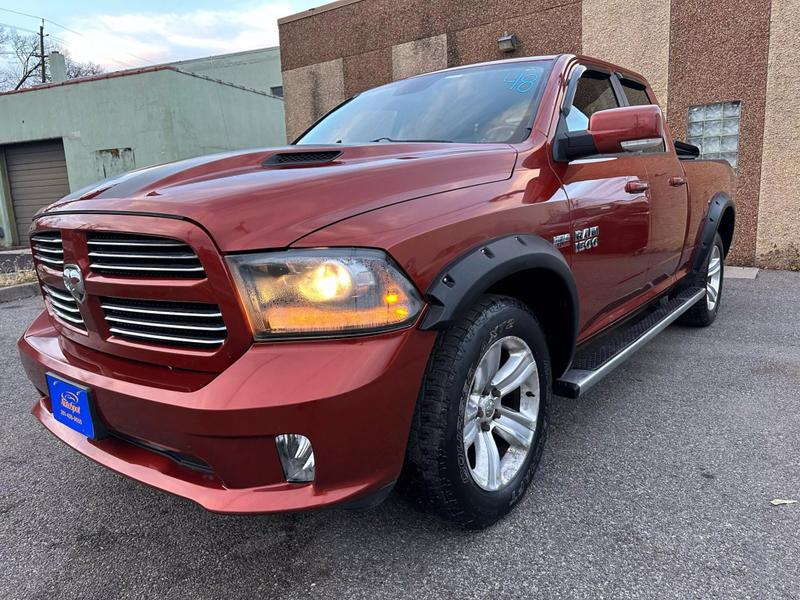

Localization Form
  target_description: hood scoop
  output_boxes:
[263,150,342,166]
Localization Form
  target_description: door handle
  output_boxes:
[625,180,649,194]
[669,176,687,187]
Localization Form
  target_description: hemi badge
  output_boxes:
[553,233,571,248]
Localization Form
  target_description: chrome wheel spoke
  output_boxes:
[465,394,480,421]
[475,430,502,491]
[493,413,534,449]
[473,342,501,394]
[491,354,536,397]
[463,419,480,449]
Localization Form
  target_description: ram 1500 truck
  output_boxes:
[19,54,735,528]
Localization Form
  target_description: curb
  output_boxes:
[0,282,40,303]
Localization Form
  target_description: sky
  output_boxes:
[0,0,322,69]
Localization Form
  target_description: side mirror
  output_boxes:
[556,105,665,161]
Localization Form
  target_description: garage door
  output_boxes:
[5,139,71,246]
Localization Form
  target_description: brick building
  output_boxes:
[278,0,799,269]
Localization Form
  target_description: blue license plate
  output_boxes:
[46,373,97,439]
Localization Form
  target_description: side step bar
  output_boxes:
[554,287,705,399]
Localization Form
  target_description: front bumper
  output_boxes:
[19,311,435,513]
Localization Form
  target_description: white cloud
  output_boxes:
[60,3,292,69]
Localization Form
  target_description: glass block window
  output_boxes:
[686,101,741,168]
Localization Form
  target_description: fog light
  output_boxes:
[275,434,315,483]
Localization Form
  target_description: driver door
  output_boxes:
[549,67,651,336]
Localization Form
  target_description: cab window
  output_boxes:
[566,71,620,131]
[621,79,652,106]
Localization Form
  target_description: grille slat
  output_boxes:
[87,239,186,247]
[100,302,222,318]
[33,245,64,255]
[102,297,227,349]
[108,327,226,346]
[105,315,227,332]
[86,233,205,278]
[31,232,64,268]
[43,285,86,330]
[88,251,198,260]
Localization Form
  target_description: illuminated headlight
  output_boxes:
[226,249,423,338]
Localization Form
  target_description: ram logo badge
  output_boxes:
[575,226,600,253]
[552,233,571,248]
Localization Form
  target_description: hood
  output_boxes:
[46,143,518,252]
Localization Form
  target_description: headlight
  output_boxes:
[227,249,423,338]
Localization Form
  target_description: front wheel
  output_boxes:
[679,233,725,327]
[399,295,551,528]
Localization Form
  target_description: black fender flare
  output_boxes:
[692,192,735,276]
[420,234,579,369]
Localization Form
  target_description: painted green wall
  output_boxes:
[0,67,285,246]
[168,47,283,95]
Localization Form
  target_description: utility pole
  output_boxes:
[39,20,45,83]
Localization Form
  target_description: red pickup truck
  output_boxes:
[19,54,734,528]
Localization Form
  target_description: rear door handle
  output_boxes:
[625,180,649,194]
[669,176,687,187]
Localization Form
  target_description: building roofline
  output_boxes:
[278,0,364,25]
[0,65,283,100]
[165,45,280,67]
[0,66,174,97]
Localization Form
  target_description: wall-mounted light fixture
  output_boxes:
[497,32,519,53]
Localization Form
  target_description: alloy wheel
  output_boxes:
[706,245,722,310]
[463,336,540,492]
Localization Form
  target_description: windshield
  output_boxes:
[296,60,553,145]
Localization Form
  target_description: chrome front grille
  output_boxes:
[43,285,86,330]
[31,232,64,268]
[86,233,205,278]
[101,297,227,348]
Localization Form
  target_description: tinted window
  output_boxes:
[566,72,620,131]
[297,61,552,145]
[621,80,651,106]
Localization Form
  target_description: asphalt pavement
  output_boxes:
[1,270,798,599]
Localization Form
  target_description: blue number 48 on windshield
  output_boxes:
[504,71,539,93]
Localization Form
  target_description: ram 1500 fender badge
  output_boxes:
[575,226,599,253]
[552,233,571,248]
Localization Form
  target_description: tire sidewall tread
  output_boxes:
[400,294,551,529]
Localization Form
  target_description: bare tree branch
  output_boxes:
[0,27,104,92]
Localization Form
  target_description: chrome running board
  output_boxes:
[554,287,705,399]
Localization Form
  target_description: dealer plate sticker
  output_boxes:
[46,373,96,439]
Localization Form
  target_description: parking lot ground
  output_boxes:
[1,270,799,599]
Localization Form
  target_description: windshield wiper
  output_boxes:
[369,137,453,143]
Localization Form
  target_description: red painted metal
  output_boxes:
[589,105,665,154]
[18,53,733,513]
[625,180,650,193]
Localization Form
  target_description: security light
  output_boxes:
[497,32,519,53]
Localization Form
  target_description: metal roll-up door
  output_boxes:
[5,139,71,246]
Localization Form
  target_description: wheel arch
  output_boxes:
[693,192,735,274]
[420,234,578,377]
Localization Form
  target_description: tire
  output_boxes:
[398,294,551,529]
[679,233,725,327]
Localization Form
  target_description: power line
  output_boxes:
[0,7,156,68]
[0,8,81,36]
[0,20,40,36]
